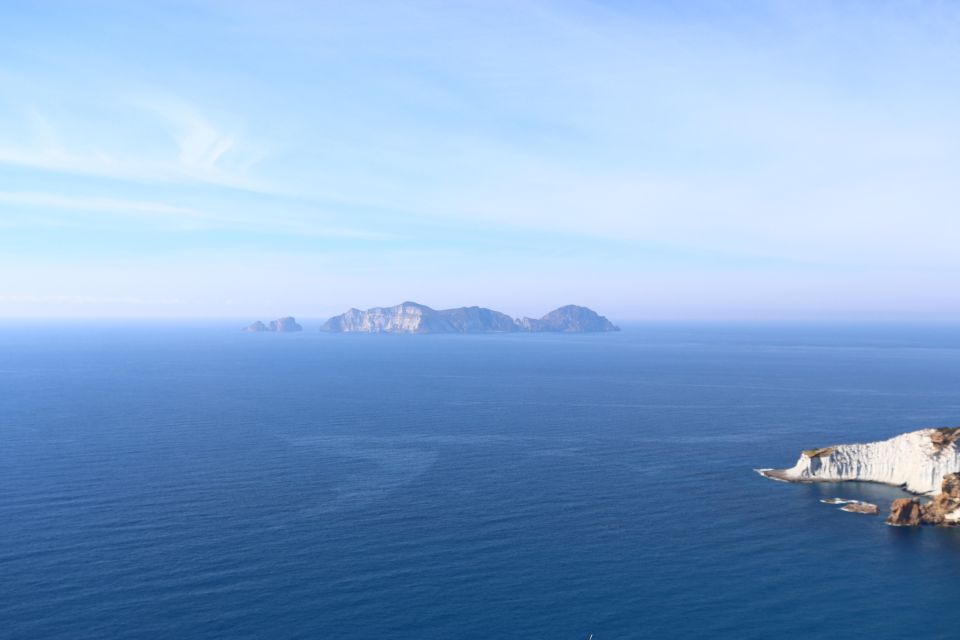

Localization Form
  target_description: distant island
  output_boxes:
[320,302,619,334]
[243,317,303,332]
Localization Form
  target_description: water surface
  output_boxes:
[2,323,960,638]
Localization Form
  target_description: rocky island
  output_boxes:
[243,317,303,332]
[320,302,619,334]
[759,427,960,526]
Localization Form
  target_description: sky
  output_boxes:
[1,1,959,321]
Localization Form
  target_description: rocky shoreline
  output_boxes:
[759,427,960,527]
[887,473,960,526]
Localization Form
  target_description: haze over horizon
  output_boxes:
[2,1,959,321]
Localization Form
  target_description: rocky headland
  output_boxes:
[759,427,960,527]
[320,302,619,334]
[243,317,303,332]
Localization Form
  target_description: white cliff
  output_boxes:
[759,428,960,495]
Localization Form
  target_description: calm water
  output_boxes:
[3,323,960,639]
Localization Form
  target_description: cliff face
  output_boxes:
[321,302,456,333]
[759,428,960,495]
[321,302,618,334]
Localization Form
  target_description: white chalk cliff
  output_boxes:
[760,428,960,495]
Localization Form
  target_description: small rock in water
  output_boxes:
[840,501,879,515]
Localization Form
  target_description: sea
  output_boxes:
[3,322,960,639]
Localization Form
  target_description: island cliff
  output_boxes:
[759,427,960,494]
[320,302,618,334]
[243,317,303,332]
[759,427,960,526]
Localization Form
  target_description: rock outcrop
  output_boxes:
[819,498,879,515]
[243,317,303,333]
[887,499,924,526]
[883,484,960,525]
[941,471,960,498]
[840,501,879,515]
[758,428,960,495]
[321,302,619,334]
[915,472,960,526]
[882,472,960,526]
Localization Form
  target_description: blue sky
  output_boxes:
[1,1,959,320]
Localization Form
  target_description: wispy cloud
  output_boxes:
[0,188,403,240]
[0,191,201,217]
[2,1,960,318]
[0,97,271,193]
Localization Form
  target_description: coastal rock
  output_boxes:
[840,501,879,515]
[887,499,923,526]
[919,472,960,525]
[758,428,960,495]
[941,471,960,498]
[243,320,269,332]
[819,498,879,515]
[321,302,617,334]
[930,427,960,448]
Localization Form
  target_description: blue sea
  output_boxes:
[3,323,960,639]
